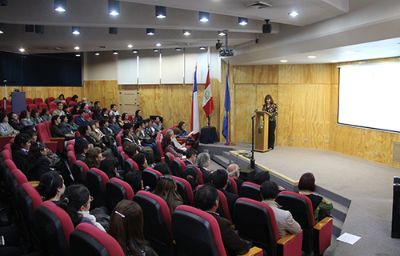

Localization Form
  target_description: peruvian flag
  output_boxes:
[202,69,214,117]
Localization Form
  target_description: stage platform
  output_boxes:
[200,143,400,256]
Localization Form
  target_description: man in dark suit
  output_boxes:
[184,148,197,166]
[211,169,238,217]
[195,185,251,256]
[12,133,31,174]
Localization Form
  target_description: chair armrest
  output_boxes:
[241,246,263,256]
[313,217,333,255]
[277,231,303,256]
[50,137,65,153]
[49,137,65,142]
[44,141,58,153]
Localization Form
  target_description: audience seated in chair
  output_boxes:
[85,147,104,169]
[108,104,120,117]
[30,108,43,124]
[211,169,238,217]
[227,163,244,188]
[19,110,34,128]
[184,148,197,166]
[100,158,120,179]
[27,142,53,180]
[52,102,66,116]
[36,171,65,203]
[196,152,213,183]
[12,133,31,174]
[75,137,90,162]
[153,175,183,212]
[153,162,171,175]
[261,181,302,238]
[195,185,251,255]
[298,172,333,222]
[8,112,24,131]
[40,108,52,122]
[51,115,75,139]
[0,111,19,136]
[161,129,184,158]
[109,200,158,256]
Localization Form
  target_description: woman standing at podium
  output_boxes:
[262,95,278,150]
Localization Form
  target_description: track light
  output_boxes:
[146,28,155,36]
[54,0,66,13]
[109,27,118,34]
[155,6,166,19]
[108,0,120,16]
[238,17,248,26]
[183,30,191,36]
[199,11,209,23]
[72,26,80,35]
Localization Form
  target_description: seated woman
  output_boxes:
[71,104,80,115]
[61,184,106,231]
[176,121,189,137]
[133,109,143,125]
[30,108,43,125]
[298,172,333,221]
[99,158,120,179]
[196,152,213,184]
[40,108,52,122]
[79,124,104,149]
[27,142,52,180]
[50,115,75,139]
[19,110,34,128]
[12,133,31,174]
[132,153,148,171]
[109,200,158,256]
[85,147,104,168]
[153,175,183,212]
[0,112,19,136]
[161,129,184,158]
[121,113,131,125]
[108,115,121,134]
[89,120,106,145]
[36,171,65,202]
[8,112,24,131]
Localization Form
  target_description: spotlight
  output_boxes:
[113,50,118,55]
[109,27,118,34]
[132,50,138,54]
[199,46,206,51]
[262,19,272,33]
[19,47,25,53]
[175,48,182,52]
[238,17,248,26]
[127,44,133,48]
[74,46,80,50]
[215,40,222,50]
[153,49,159,53]
[199,11,209,23]
[146,28,155,36]
[95,52,100,56]
[108,0,120,16]
[54,0,66,13]
[155,6,166,19]
[155,42,162,47]
[0,30,3,34]
[75,53,81,57]
[72,26,80,35]
[183,30,191,36]
[289,11,299,18]
[218,31,226,37]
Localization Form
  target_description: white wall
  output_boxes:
[83,53,118,80]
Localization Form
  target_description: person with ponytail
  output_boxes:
[109,200,158,256]
[36,171,65,202]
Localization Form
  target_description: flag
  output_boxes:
[222,66,230,143]
[202,69,214,117]
[191,66,200,133]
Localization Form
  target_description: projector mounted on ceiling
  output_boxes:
[246,1,272,9]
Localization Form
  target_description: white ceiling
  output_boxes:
[0,0,399,64]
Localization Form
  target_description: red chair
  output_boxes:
[123,158,139,172]
[239,181,262,201]
[5,167,28,195]
[171,158,186,177]
[85,168,109,208]
[217,190,232,222]
[48,102,57,111]
[106,178,134,211]
[164,152,175,167]
[33,98,43,105]
[26,98,33,104]
[156,133,165,162]
[276,191,333,256]
[5,105,11,113]
[34,201,74,256]
[172,175,194,205]
[45,97,55,104]
[68,101,77,106]
[27,103,38,112]
[196,166,205,184]
[142,168,162,190]
[69,223,124,256]
[116,131,122,146]
[1,148,12,160]
[71,160,89,183]
[172,205,228,256]
[35,122,63,153]
[134,191,173,255]
[234,198,303,256]
[67,151,76,167]
[38,102,48,111]
[227,176,239,195]
[66,97,72,103]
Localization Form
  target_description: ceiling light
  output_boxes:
[199,46,206,51]
[19,47,25,53]
[153,49,159,53]
[113,50,118,55]
[95,52,100,56]
[175,48,182,52]
[218,31,226,36]
[199,11,209,23]
[54,0,66,13]
[0,30,3,34]
[330,60,338,63]
[132,50,138,54]
[155,6,166,19]
[156,42,162,47]
[74,46,80,50]
[307,55,317,59]
[108,0,120,16]
[183,30,191,36]
[146,28,155,36]
[238,17,248,26]
[280,59,288,63]
[127,44,133,48]
[289,11,299,18]
[75,53,81,57]
[72,26,80,35]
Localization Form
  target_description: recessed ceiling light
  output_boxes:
[54,0,66,13]
[74,46,80,50]
[218,31,226,37]
[0,30,3,34]
[183,30,191,36]
[156,42,162,47]
[155,6,166,19]
[289,11,299,18]
[199,46,206,51]
[113,50,118,55]
[146,28,155,36]
[175,48,182,52]
[72,26,80,35]
[280,59,288,63]
[199,11,209,23]
[153,49,159,53]
[132,50,138,54]
[127,44,133,48]
[307,55,316,59]
[108,0,120,16]
[238,17,248,26]
[75,53,81,57]
[95,52,100,56]
[19,47,25,53]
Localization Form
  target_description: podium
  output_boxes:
[11,91,26,113]
[254,111,269,152]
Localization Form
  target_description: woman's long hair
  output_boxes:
[36,171,64,201]
[153,176,183,212]
[264,94,274,105]
[161,129,173,150]
[60,184,90,226]
[109,200,147,256]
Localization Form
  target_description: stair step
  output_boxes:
[212,155,230,168]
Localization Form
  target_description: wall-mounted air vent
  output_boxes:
[246,1,272,9]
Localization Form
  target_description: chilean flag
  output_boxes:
[191,66,200,133]
[202,69,214,117]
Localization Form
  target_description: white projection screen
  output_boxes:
[338,62,400,132]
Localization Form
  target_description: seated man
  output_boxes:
[195,185,251,256]
[211,169,238,217]
[260,181,302,238]
[184,148,197,166]
[226,163,243,188]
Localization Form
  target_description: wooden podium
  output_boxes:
[254,111,269,152]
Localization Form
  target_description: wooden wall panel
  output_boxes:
[83,80,119,109]
[4,86,82,100]
[234,65,278,84]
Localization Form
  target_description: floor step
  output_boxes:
[212,154,230,168]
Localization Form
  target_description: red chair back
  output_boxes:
[239,181,262,201]
[86,168,109,209]
[172,175,194,205]
[106,178,134,211]
[227,176,238,195]
[26,98,33,104]
[142,167,162,190]
[33,98,43,104]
